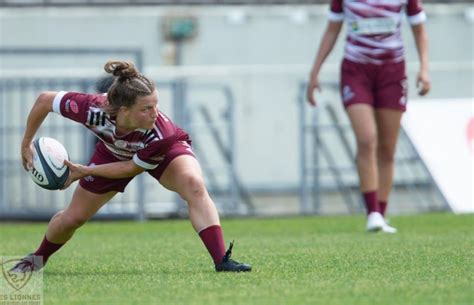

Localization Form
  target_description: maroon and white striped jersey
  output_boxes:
[52,91,190,170]
[329,0,426,64]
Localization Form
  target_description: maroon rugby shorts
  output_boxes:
[79,141,195,194]
[340,58,408,111]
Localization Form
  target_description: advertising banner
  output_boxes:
[403,98,474,213]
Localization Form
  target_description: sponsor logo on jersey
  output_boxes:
[399,79,408,105]
[84,163,96,182]
[399,96,407,105]
[70,100,79,113]
[342,85,355,103]
[114,140,128,149]
[349,18,397,35]
[401,79,407,91]
[149,155,165,163]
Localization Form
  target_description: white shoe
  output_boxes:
[381,221,397,234]
[381,224,397,233]
[366,212,385,232]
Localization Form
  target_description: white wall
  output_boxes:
[0,4,472,191]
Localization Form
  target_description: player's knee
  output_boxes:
[378,145,396,164]
[61,213,89,230]
[51,210,65,221]
[357,135,377,154]
[180,174,207,201]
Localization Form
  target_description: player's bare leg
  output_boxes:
[159,155,251,272]
[46,186,116,243]
[10,186,116,272]
[159,155,219,231]
[346,104,378,191]
[346,104,385,232]
[374,108,403,233]
[375,109,403,210]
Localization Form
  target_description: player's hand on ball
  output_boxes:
[61,160,88,190]
[21,141,34,171]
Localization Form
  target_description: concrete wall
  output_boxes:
[0,4,472,193]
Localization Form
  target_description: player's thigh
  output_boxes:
[346,104,377,146]
[158,155,203,194]
[148,141,197,192]
[62,184,117,222]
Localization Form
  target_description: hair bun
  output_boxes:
[104,60,139,79]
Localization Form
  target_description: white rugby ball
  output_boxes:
[30,137,70,190]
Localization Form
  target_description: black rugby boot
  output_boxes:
[215,241,251,272]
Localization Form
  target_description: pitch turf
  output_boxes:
[1,213,472,305]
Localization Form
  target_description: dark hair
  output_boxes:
[103,60,155,114]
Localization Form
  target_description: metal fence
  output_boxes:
[0,75,245,220]
[0,75,451,220]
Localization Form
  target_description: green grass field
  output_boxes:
[1,213,472,305]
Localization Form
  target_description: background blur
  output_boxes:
[0,0,472,220]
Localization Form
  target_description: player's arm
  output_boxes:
[411,22,431,95]
[82,159,145,178]
[62,134,175,189]
[21,92,57,170]
[307,21,343,106]
[61,159,145,189]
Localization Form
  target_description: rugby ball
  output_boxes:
[29,137,70,190]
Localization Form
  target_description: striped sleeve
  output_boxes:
[328,0,344,22]
[407,0,427,25]
[52,91,68,114]
[51,92,96,125]
[407,11,427,25]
